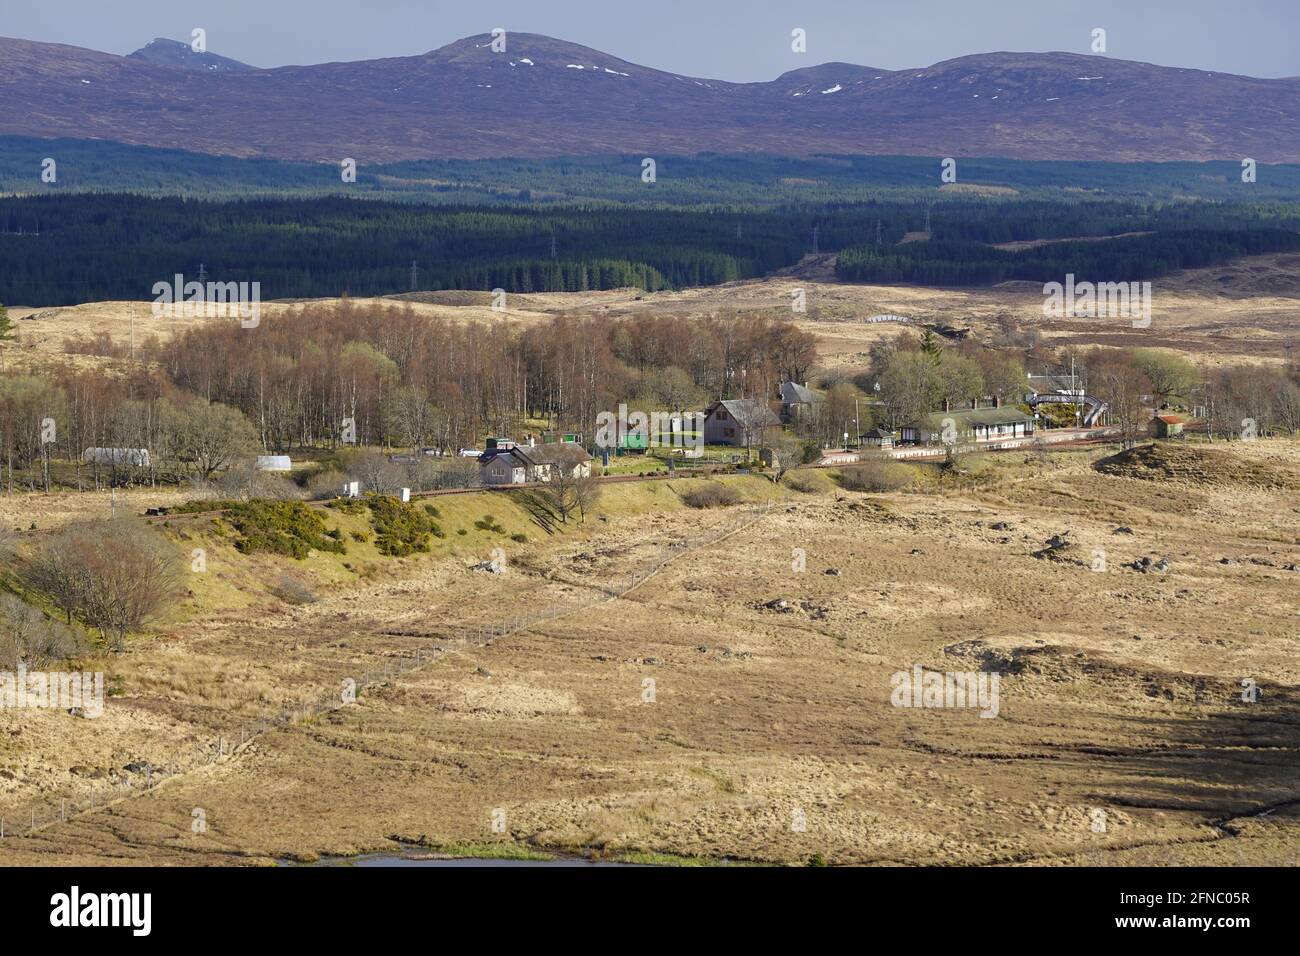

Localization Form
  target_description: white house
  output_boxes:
[900,407,1034,445]
[479,441,593,486]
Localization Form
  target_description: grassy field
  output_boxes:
[0,442,1297,866]
[1,251,1297,866]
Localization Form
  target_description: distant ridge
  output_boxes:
[126,37,255,73]
[1,32,1297,162]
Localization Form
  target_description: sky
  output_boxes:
[6,0,1299,79]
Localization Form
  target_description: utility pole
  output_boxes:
[1071,354,1081,427]
[197,262,207,285]
[129,303,136,361]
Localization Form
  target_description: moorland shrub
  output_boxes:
[783,469,834,494]
[837,460,912,493]
[681,483,742,508]
[212,500,348,559]
[366,495,443,556]
[473,514,506,533]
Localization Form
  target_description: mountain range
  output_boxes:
[1,32,1297,163]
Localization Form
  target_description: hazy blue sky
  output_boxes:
[8,0,1299,79]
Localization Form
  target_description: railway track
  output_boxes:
[16,430,1121,534]
[138,465,738,526]
[813,430,1121,467]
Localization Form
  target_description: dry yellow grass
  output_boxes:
[0,445,1296,866]
[0,487,198,533]
[5,252,1297,379]
[2,259,1296,865]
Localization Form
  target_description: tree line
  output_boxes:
[159,301,815,452]
[800,325,1300,452]
[11,138,1300,207]
[6,192,1300,306]
[0,195,809,305]
[0,300,816,490]
[0,363,257,492]
[836,229,1300,286]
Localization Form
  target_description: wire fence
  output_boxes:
[1,499,775,842]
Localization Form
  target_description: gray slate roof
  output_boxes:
[779,382,822,405]
[908,407,1033,431]
[481,442,591,467]
[709,399,781,427]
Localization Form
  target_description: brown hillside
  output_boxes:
[1095,442,1300,490]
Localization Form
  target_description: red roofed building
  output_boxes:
[1152,414,1185,439]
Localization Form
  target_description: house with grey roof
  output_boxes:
[478,440,592,485]
[778,381,824,423]
[702,399,782,447]
[862,427,895,449]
